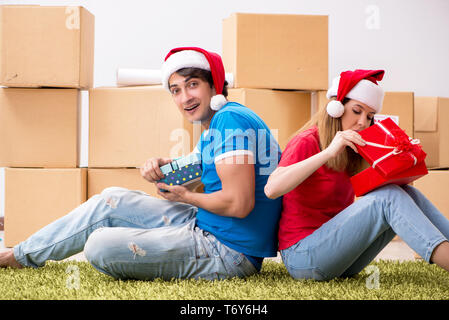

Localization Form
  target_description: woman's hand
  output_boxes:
[324,130,366,158]
[140,157,173,183]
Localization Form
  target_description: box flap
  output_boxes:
[414,97,438,132]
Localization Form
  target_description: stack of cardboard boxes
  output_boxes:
[223,13,326,150]
[413,97,449,220]
[87,12,328,204]
[0,5,94,247]
[87,84,196,199]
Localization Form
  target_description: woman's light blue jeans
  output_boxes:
[13,187,257,280]
[280,184,449,281]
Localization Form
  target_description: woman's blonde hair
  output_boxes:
[291,98,365,176]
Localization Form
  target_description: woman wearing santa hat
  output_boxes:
[264,69,449,281]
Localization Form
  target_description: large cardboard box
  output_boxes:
[311,91,414,138]
[228,88,311,150]
[0,88,80,167]
[311,90,328,115]
[414,97,449,168]
[222,13,328,90]
[87,168,161,199]
[377,92,414,138]
[4,168,87,247]
[414,170,449,220]
[0,5,94,88]
[89,86,195,168]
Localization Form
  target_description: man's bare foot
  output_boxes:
[0,249,23,269]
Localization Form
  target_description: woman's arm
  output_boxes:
[264,130,365,199]
[157,154,255,218]
[264,150,332,199]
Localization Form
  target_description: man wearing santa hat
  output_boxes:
[1,47,283,282]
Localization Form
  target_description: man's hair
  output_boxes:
[175,67,228,98]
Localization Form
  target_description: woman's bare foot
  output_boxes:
[0,249,23,269]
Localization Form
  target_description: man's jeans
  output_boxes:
[13,187,257,280]
[281,185,449,281]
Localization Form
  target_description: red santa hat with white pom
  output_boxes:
[326,69,385,118]
[161,47,227,111]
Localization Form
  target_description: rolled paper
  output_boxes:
[117,68,235,88]
[116,68,162,86]
[225,72,234,88]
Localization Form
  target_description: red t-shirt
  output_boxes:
[277,126,355,250]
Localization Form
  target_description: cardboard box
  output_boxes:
[222,13,328,90]
[310,91,414,138]
[89,86,195,168]
[0,5,94,88]
[377,92,414,138]
[4,168,87,247]
[0,88,80,167]
[414,97,449,168]
[414,170,449,220]
[87,168,161,199]
[311,90,328,115]
[227,88,311,150]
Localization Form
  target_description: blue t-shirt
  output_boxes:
[195,102,282,261]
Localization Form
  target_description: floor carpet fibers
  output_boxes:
[0,260,448,300]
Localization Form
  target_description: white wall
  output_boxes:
[1,0,449,216]
[2,0,449,95]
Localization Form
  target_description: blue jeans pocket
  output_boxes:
[199,230,257,279]
[281,247,329,281]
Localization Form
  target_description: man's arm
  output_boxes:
[157,154,255,218]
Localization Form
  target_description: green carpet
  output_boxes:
[0,260,448,300]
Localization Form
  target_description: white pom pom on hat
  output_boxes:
[326,69,385,118]
[161,47,227,111]
[326,100,345,118]
[210,94,227,111]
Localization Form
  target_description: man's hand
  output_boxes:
[183,179,204,192]
[140,157,172,183]
[155,154,255,218]
[156,183,191,203]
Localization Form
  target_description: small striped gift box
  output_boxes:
[158,153,202,192]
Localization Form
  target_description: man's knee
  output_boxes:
[84,228,111,264]
[100,187,128,200]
